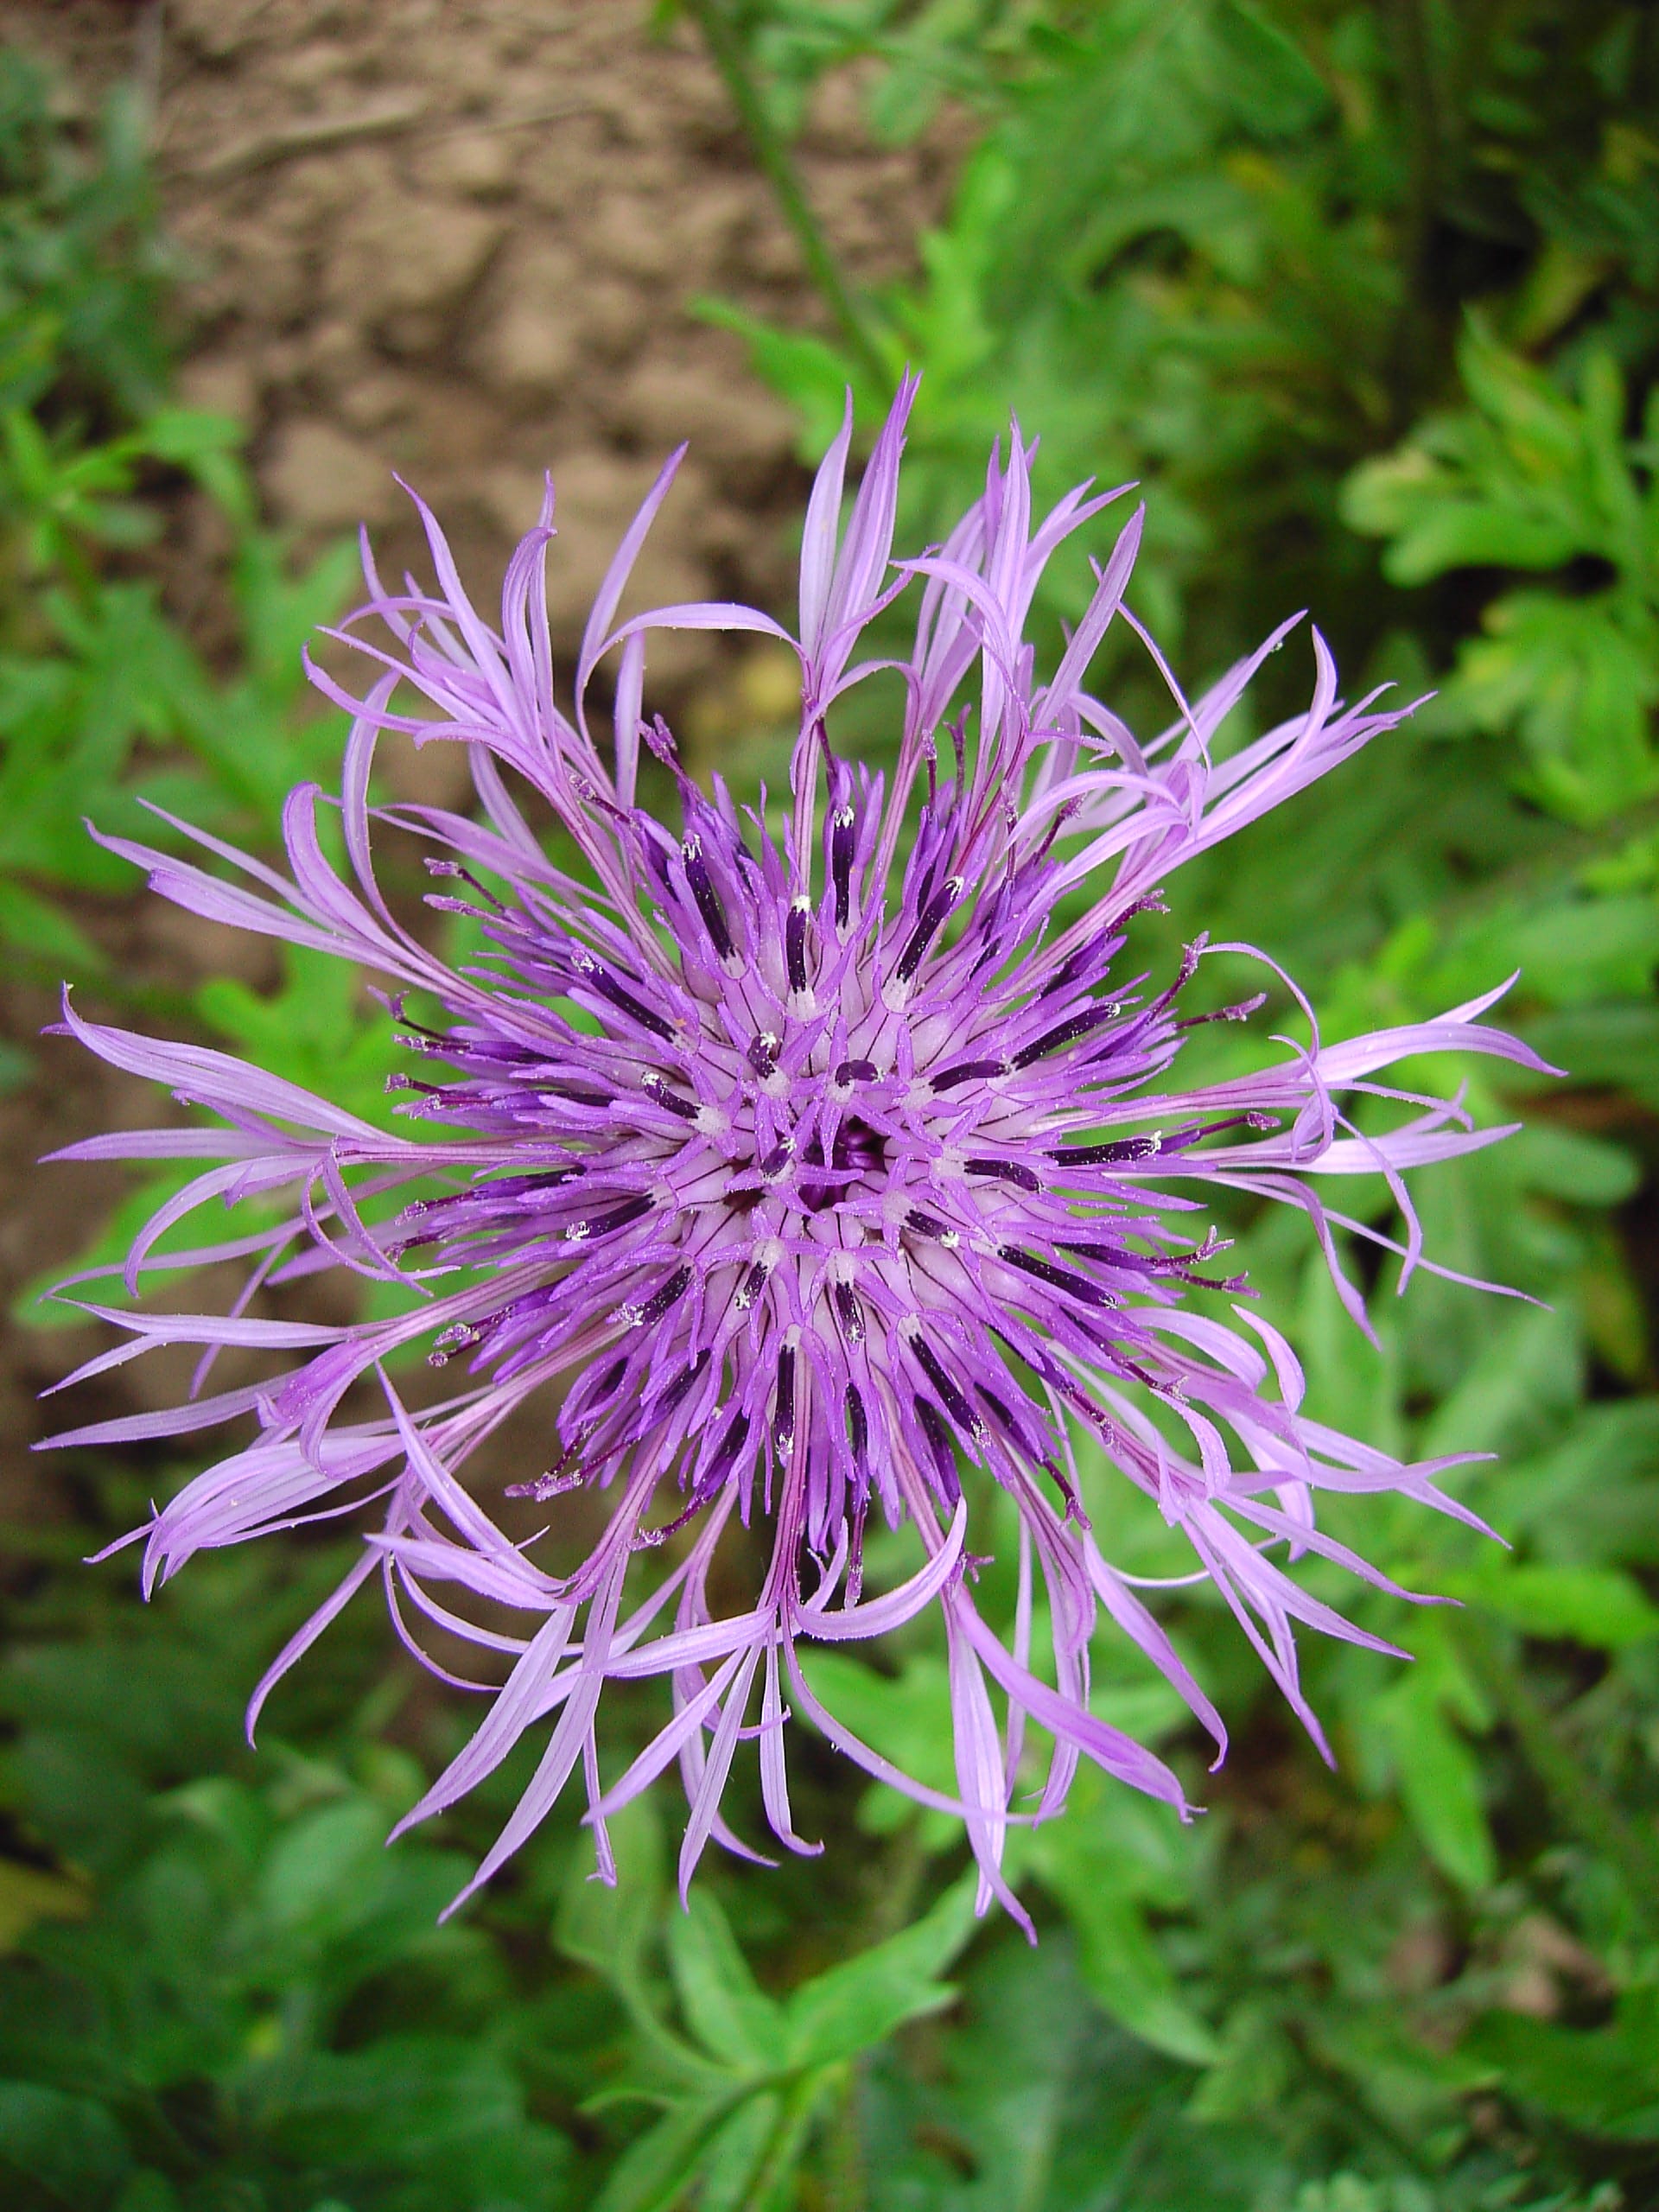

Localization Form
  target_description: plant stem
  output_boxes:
[1384,0,1443,431]
[822,2062,866,2212]
[682,0,889,391]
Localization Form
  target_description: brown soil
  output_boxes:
[0,1,963,1518]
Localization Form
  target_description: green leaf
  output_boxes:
[1442,1562,1659,1649]
[1210,0,1330,137]
[664,1894,785,2073]
[0,878,103,969]
[556,1793,664,1995]
[1441,591,1659,826]
[1508,1122,1642,1208]
[195,944,406,1135]
[1187,1999,1295,2122]
[0,1858,88,1952]
[693,297,874,459]
[0,2081,132,2207]
[257,1796,390,1936]
[111,2175,180,2212]
[14,1160,196,1330]
[1028,1779,1216,2064]
[1491,1399,1659,1566]
[588,2094,738,2212]
[1472,891,1659,1007]
[1419,1303,1581,1465]
[795,1649,958,1846]
[1061,1885,1219,2066]
[257,2034,573,2196]
[1528,1001,1659,1113]
[1367,1670,1497,1892]
[781,1873,975,2068]
[692,2088,787,2212]
[1468,1988,1659,2140]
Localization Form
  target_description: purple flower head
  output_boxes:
[47,382,1545,1927]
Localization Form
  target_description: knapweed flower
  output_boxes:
[48,380,1540,1924]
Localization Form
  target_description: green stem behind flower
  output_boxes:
[681,0,890,391]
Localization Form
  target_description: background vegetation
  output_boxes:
[3,3,1658,2205]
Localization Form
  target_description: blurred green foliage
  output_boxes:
[5,6,1659,2209]
[0,50,358,995]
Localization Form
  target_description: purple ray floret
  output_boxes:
[44,380,1547,1928]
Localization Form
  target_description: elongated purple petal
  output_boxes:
[47,379,1545,1919]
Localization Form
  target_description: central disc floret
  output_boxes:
[390,752,1238,1574]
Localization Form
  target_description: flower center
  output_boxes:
[797,1114,888,1212]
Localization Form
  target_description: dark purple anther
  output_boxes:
[630,1265,692,1330]
[894,874,963,987]
[786,898,810,995]
[772,1344,796,1458]
[747,1031,779,1081]
[833,1279,864,1342]
[965,1157,1042,1192]
[705,1408,751,1485]
[649,1348,710,1421]
[466,1167,584,1203]
[843,1382,868,1465]
[1012,1000,1121,1069]
[575,957,676,1042]
[911,1335,980,1438]
[588,1356,629,1405]
[1050,1133,1161,1166]
[904,1208,953,1241]
[682,837,738,965]
[929,1058,1005,1091]
[575,1193,655,1240]
[735,1254,772,1310]
[914,1396,960,1499]
[998,1243,1110,1307]
[830,806,855,930]
[833,1058,877,1088]
[642,1073,697,1121]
